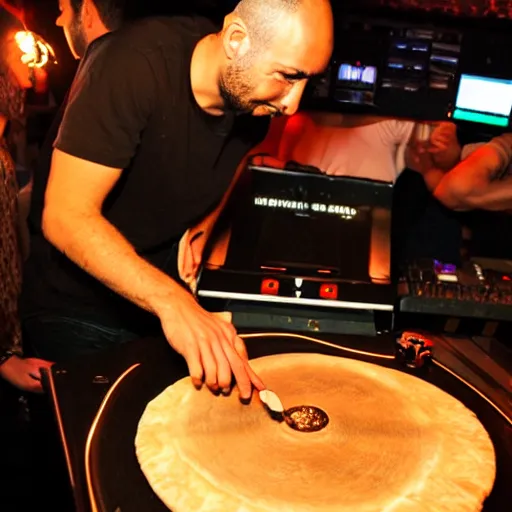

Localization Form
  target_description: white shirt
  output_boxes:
[277,113,416,183]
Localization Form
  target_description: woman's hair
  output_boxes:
[0,7,26,120]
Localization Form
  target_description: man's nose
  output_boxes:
[281,81,307,116]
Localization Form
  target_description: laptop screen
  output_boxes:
[453,74,512,127]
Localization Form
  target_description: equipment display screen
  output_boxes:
[335,63,378,105]
[453,74,512,127]
[337,63,378,90]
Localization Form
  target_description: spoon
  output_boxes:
[259,389,285,418]
[259,389,329,433]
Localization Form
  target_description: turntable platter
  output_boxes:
[135,353,495,512]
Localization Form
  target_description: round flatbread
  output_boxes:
[135,353,495,512]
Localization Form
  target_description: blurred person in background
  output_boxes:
[431,133,512,212]
[0,6,55,510]
[252,110,462,185]
[27,0,126,238]
[0,7,52,395]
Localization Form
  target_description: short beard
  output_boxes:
[69,12,88,58]
[219,55,256,114]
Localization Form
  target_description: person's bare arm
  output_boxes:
[43,149,264,398]
[433,145,512,210]
[405,144,447,192]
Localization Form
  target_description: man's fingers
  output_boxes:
[223,344,252,400]
[183,342,204,388]
[197,335,219,391]
[28,358,54,369]
[245,361,266,392]
[216,317,238,344]
[233,336,266,392]
[31,381,44,394]
[234,336,249,360]
[210,339,233,392]
[22,375,44,394]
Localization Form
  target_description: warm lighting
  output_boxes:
[15,30,57,68]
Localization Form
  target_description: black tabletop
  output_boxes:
[46,333,512,512]
[44,335,179,512]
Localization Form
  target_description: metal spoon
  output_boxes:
[259,389,329,433]
[259,389,285,417]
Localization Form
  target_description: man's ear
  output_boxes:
[222,18,251,61]
[81,0,97,29]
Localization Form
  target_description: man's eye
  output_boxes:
[275,72,295,83]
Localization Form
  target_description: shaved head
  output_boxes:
[219,0,333,116]
[234,0,301,49]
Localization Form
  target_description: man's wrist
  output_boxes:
[148,281,193,319]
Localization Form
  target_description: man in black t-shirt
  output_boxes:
[22,0,334,399]
[29,0,126,237]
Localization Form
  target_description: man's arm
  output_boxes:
[43,149,263,397]
[43,150,184,315]
[40,28,265,397]
[433,143,512,211]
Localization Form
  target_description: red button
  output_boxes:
[320,284,338,300]
[261,279,279,296]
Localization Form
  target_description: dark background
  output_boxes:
[18,0,512,103]
[20,1,239,102]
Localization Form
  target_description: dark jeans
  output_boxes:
[21,243,180,363]
[22,313,145,363]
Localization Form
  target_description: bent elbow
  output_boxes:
[433,179,477,211]
[41,204,59,243]
[41,202,74,249]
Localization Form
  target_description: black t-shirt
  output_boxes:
[28,33,113,234]
[23,16,268,327]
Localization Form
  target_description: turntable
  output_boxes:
[44,330,511,512]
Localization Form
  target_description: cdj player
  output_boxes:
[399,258,512,321]
[198,164,394,312]
[197,163,396,336]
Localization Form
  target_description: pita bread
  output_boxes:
[135,353,495,512]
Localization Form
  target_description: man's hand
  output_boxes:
[428,122,461,170]
[428,122,457,152]
[158,290,265,399]
[406,143,447,192]
[0,356,53,393]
